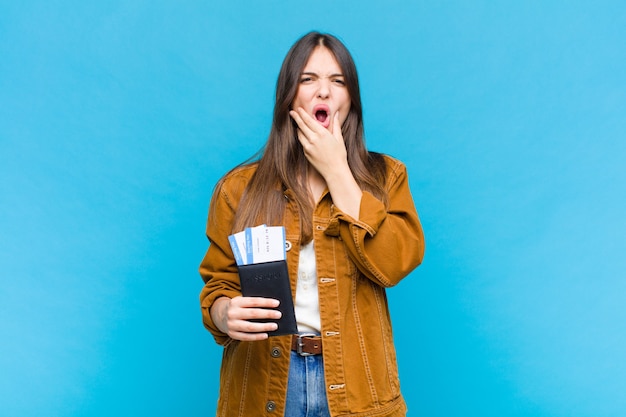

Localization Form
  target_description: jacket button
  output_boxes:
[270,347,281,358]
[266,401,276,412]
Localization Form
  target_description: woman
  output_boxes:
[200,32,424,417]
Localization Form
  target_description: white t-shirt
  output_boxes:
[294,241,321,333]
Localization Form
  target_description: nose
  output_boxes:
[317,79,330,99]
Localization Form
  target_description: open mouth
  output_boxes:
[315,109,328,123]
[312,105,331,127]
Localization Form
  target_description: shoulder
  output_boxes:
[221,163,258,186]
[212,163,259,208]
[379,153,404,169]
[372,152,408,184]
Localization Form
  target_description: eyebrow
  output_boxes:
[301,71,344,77]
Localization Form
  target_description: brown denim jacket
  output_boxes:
[199,155,425,416]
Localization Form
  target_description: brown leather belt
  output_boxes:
[291,334,322,356]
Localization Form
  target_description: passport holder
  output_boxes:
[238,260,297,336]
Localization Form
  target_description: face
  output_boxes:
[291,46,351,130]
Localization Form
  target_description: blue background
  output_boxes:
[1,1,625,416]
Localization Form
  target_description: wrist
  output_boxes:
[210,297,231,332]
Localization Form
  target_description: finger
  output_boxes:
[289,111,316,143]
[291,108,323,136]
[231,318,279,333]
[228,298,282,322]
[232,296,280,309]
[242,307,282,321]
[290,115,317,152]
[229,328,271,341]
[295,129,310,151]
[227,319,279,341]
[331,111,342,140]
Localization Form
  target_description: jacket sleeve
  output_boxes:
[199,178,243,346]
[327,158,425,287]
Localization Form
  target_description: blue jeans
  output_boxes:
[284,350,330,417]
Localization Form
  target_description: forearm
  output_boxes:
[325,165,362,219]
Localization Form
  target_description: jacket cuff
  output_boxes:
[330,191,386,236]
[200,288,240,346]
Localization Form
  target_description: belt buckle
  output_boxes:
[296,333,317,357]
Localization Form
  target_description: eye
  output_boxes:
[333,78,346,86]
[300,76,313,83]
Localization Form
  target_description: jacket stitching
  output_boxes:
[373,284,396,395]
[329,234,349,413]
[351,225,392,287]
[333,395,405,417]
[238,343,252,417]
[352,272,379,405]
[219,342,236,417]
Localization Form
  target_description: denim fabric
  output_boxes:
[284,350,330,417]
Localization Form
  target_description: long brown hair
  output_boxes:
[224,32,388,243]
